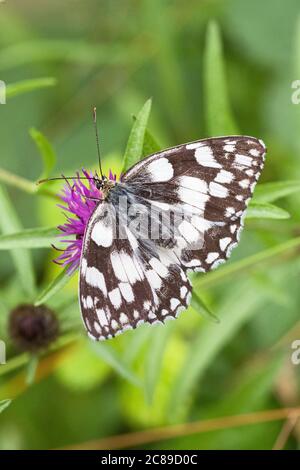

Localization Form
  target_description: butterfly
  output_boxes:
[77,134,266,340]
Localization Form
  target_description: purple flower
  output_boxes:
[54,169,117,274]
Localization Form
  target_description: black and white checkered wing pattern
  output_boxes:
[79,202,191,340]
[80,135,266,340]
[123,136,266,272]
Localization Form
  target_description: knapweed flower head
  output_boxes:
[55,169,117,273]
[9,304,59,352]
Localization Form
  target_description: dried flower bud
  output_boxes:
[9,304,59,352]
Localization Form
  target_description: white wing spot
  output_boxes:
[178,176,208,193]
[178,186,209,209]
[219,237,231,251]
[249,148,259,157]
[215,170,234,184]
[180,286,188,299]
[195,145,221,168]
[206,252,219,263]
[148,158,174,182]
[235,154,252,167]
[239,179,250,189]
[91,221,113,247]
[170,298,180,310]
[96,308,108,327]
[110,251,127,282]
[118,282,134,302]
[145,269,162,289]
[86,296,93,309]
[108,288,122,309]
[209,182,228,198]
[86,267,107,296]
[120,312,129,324]
[149,258,169,278]
[178,220,199,243]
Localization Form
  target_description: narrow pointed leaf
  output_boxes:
[0,399,11,414]
[246,202,290,219]
[191,292,219,323]
[30,128,56,181]
[25,355,39,385]
[6,77,57,99]
[89,342,142,387]
[254,180,300,203]
[35,268,73,306]
[122,99,152,172]
[144,324,172,404]
[0,227,60,249]
[0,184,36,297]
[204,21,238,136]
[142,129,161,157]
[169,281,266,420]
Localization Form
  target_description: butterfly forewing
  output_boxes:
[80,135,266,340]
[123,136,266,272]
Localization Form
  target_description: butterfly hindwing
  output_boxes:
[79,200,192,340]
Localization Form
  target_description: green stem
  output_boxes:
[194,237,300,290]
[0,168,57,199]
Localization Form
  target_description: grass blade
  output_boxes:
[89,342,142,387]
[204,21,238,136]
[6,77,57,99]
[169,281,266,420]
[247,202,290,219]
[34,268,73,306]
[0,399,11,414]
[0,226,59,249]
[191,292,219,323]
[254,181,300,203]
[30,128,56,181]
[144,324,172,404]
[193,237,300,291]
[0,184,36,298]
[25,355,39,386]
[122,99,152,172]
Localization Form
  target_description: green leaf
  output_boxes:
[25,355,39,385]
[30,128,56,181]
[246,202,290,219]
[204,21,238,136]
[144,324,172,404]
[194,237,300,291]
[122,99,152,172]
[34,268,73,306]
[0,226,59,249]
[169,280,266,421]
[6,77,57,99]
[0,184,36,298]
[89,342,142,387]
[142,128,161,157]
[254,180,300,203]
[191,292,219,323]
[0,399,11,414]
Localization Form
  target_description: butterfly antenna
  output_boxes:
[93,106,104,179]
[37,175,92,185]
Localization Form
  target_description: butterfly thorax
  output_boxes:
[94,175,115,200]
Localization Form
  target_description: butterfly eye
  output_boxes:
[95,180,102,190]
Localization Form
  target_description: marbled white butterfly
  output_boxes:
[77,133,266,340]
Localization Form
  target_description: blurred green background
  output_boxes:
[0,0,300,450]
